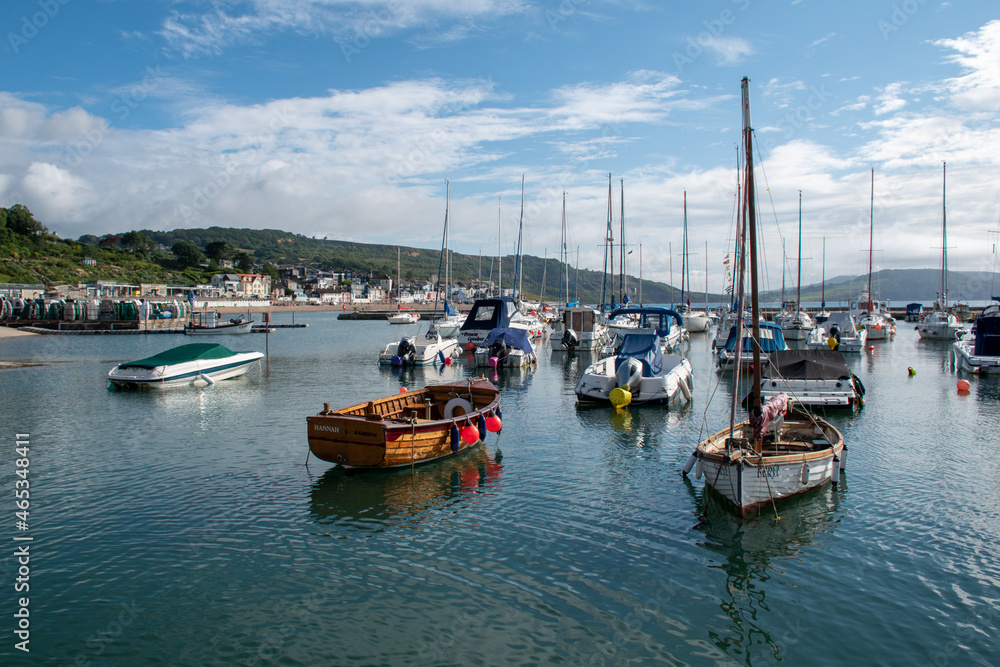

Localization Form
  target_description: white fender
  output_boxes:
[800,461,810,484]
[444,397,474,419]
[682,453,697,476]
[839,445,848,471]
[678,375,692,402]
[694,457,703,479]
[195,373,216,386]
[831,454,841,486]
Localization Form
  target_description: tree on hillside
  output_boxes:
[99,234,122,248]
[0,207,7,230]
[78,234,99,245]
[121,230,150,255]
[205,241,233,262]
[233,251,252,272]
[172,241,205,267]
[6,204,47,236]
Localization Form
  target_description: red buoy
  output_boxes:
[461,424,480,444]
[957,379,971,393]
[485,415,502,432]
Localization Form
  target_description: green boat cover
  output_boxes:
[119,343,243,369]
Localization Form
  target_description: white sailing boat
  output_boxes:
[388,247,420,324]
[678,191,710,333]
[918,163,963,340]
[684,77,846,517]
[857,170,895,341]
[551,192,608,351]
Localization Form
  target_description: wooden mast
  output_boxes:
[742,76,763,453]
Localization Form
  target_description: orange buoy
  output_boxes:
[399,387,408,393]
[957,379,971,393]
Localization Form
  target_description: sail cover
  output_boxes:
[614,333,663,377]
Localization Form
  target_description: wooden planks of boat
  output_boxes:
[306,377,500,469]
[689,410,845,516]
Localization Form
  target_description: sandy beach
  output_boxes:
[0,326,36,338]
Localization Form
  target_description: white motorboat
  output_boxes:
[184,311,254,335]
[551,306,609,351]
[457,297,531,349]
[378,330,458,367]
[807,311,868,353]
[387,311,420,325]
[685,77,847,517]
[758,349,865,411]
[952,300,1000,374]
[474,327,537,368]
[574,333,693,407]
[603,306,685,353]
[108,343,264,390]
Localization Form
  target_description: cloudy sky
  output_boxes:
[2,1,1000,297]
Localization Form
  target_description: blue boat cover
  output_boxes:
[483,327,534,354]
[974,315,1000,356]
[613,333,663,377]
[460,298,518,331]
[723,321,787,354]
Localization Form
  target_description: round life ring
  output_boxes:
[444,397,474,419]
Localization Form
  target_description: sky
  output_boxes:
[2,0,1000,299]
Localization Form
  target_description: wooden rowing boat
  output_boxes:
[306,377,501,469]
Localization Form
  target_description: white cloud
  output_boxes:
[700,35,753,65]
[159,0,529,57]
[934,19,1000,110]
[873,82,907,115]
[20,162,96,221]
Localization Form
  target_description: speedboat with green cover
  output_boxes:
[108,343,264,390]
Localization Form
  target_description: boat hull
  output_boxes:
[307,378,500,469]
[690,413,844,515]
[184,320,254,335]
[107,352,264,389]
[378,336,458,366]
[575,356,693,406]
[953,341,1000,374]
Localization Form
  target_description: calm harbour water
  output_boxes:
[1,312,999,665]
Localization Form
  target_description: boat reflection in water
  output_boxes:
[686,474,842,663]
[308,444,502,531]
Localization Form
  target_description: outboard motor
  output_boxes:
[397,336,416,365]
[490,338,510,362]
[561,328,579,350]
[615,357,644,391]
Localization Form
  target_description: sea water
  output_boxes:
[0,313,998,664]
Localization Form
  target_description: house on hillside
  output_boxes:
[210,273,241,294]
[238,273,271,298]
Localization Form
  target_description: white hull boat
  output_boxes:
[551,306,609,351]
[952,301,1000,374]
[185,311,253,335]
[917,310,962,340]
[686,77,848,517]
[108,343,263,390]
[379,331,458,366]
[388,312,420,325]
[474,327,537,368]
[759,349,865,410]
[807,312,867,353]
[575,333,693,407]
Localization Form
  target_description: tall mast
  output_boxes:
[821,237,826,311]
[601,174,612,311]
[561,192,569,306]
[433,181,449,318]
[741,76,763,452]
[620,178,626,304]
[942,161,948,308]
[867,168,875,313]
[513,175,524,303]
[681,191,688,308]
[639,242,643,305]
[497,196,502,297]
[540,248,547,303]
[705,240,709,311]
[796,190,803,313]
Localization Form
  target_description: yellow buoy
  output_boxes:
[610,386,632,408]
[827,337,838,350]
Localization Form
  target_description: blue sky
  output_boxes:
[2,1,1000,297]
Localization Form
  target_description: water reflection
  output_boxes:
[308,444,502,532]
[688,477,841,665]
